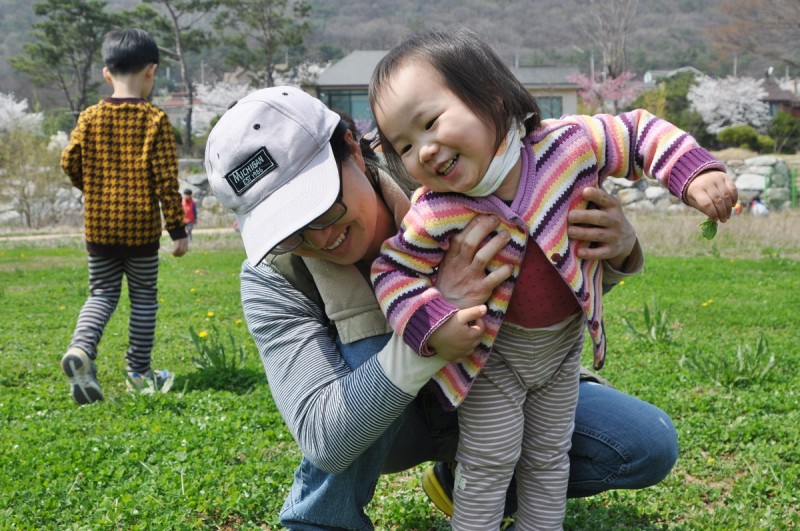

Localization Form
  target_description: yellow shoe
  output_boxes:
[421,461,454,517]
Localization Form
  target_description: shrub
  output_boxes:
[717,125,759,150]
[756,134,775,153]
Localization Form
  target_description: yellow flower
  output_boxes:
[59,305,65,310]
[207,311,215,318]
[198,330,208,338]
[235,319,243,325]
[195,269,201,274]
[707,457,715,465]
[190,287,197,293]
[701,302,709,307]
[619,280,625,286]
[159,297,165,302]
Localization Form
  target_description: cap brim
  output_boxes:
[238,144,340,265]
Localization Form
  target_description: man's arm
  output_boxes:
[241,260,444,474]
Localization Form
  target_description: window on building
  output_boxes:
[319,90,374,133]
[537,96,563,119]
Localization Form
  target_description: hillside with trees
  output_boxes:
[1,0,798,162]
[1,0,791,103]
[1,0,798,231]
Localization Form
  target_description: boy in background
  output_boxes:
[60,28,188,405]
[182,188,198,240]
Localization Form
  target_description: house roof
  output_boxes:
[316,50,388,87]
[316,51,579,89]
[509,66,579,88]
[762,79,799,103]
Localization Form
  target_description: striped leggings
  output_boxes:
[452,313,584,531]
[69,253,160,373]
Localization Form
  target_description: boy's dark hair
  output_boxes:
[369,26,541,178]
[103,29,159,75]
[183,189,192,195]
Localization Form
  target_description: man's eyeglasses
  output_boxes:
[270,164,347,255]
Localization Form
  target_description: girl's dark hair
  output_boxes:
[369,26,541,178]
[102,29,159,75]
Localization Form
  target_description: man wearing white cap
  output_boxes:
[206,86,678,528]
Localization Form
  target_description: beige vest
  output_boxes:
[270,165,411,344]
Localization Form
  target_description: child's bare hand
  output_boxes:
[427,305,487,362]
[172,237,189,257]
[685,170,738,222]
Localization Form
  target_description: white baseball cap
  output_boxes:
[205,86,341,265]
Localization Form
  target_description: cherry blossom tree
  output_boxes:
[687,76,771,135]
[191,61,328,138]
[0,93,44,133]
[568,71,641,114]
[192,82,253,137]
[0,93,74,228]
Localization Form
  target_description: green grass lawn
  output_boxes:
[1,235,798,529]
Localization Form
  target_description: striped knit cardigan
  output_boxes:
[371,109,724,409]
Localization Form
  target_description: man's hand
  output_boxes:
[427,305,487,363]
[568,186,636,270]
[172,237,189,257]
[436,215,513,310]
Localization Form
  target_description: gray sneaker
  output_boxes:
[61,348,103,405]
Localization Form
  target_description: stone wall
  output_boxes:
[2,155,795,229]
[603,156,796,213]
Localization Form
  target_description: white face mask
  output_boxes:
[463,119,526,198]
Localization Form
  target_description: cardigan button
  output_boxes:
[582,292,590,302]
[551,252,562,262]
[591,320,600,331]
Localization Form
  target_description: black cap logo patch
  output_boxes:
[225,147,277,196]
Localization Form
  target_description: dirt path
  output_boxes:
[0,227,233,243]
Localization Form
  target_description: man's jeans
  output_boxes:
[279,334,678,529]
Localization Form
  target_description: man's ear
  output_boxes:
[344,129,366,172]
[145,63,158,79]
[102,67,113,85]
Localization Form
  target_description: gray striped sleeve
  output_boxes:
[240,260,413,474]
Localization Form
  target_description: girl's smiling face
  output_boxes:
[372,60,502,195]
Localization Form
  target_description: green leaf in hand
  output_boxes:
[700,218,718,240]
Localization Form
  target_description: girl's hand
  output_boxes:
[568,186,636,269]
[428,305,487,362]
[685,170,738,222]
[435,215,514,309]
